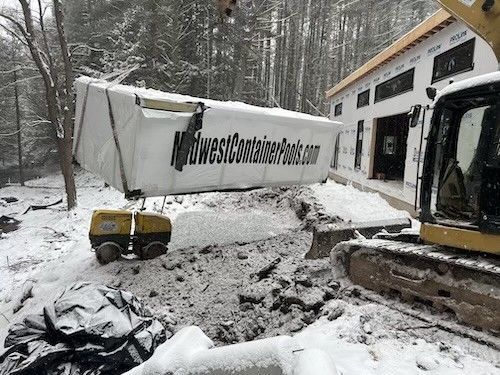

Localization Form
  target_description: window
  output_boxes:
[334,103,343,117]
[432,97,499,223]
[354,120,364,169]
[375,68,415,103]
[383,136,396,155]
[432,38,475,84]
[357,90,370,108]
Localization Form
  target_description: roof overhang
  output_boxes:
[326,9,454,99]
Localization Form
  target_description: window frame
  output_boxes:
[374,68,415,103]
[357,89,370,108]
[431,38,475,84]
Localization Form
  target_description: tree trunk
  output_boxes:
[13,69,24,186]
[57,136,77,210]
[53,0,77,210]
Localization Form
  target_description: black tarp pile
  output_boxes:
[0,283,166,374]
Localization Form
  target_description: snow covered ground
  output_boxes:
[310,180,411,223]
[0,170,498,374]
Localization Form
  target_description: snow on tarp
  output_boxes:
[73,76,339,198]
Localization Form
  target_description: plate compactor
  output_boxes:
[89,210,172,264]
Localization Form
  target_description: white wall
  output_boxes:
[329,21,498,206]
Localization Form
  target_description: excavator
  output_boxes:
[336,0,500,332]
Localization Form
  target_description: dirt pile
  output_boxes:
[91,186,341,345]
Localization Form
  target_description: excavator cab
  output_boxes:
[419,78,500,254]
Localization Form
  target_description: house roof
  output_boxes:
[326,9,455,99]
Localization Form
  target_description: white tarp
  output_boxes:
[73,76,339,197]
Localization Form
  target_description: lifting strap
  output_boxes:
[175,102,206,172]
[105,87,131,196]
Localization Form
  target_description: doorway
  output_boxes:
[372,113,409,181]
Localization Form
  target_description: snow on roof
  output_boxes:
[77,76,338,125]
[435,71,500,102]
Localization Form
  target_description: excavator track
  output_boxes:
[334,239,500,332]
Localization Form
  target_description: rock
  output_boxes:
[242,318,262,340]
[357,334,368,344]
[295,274,313,287]
[289,318,305,332]
[328,280,341,292]
[359,314,371,324]
[176,275,185,282]
[237,251,249,260]
[149,290,158,298]
[302,311,317,325]
[282,286,326,312]
[174,196,184,204]
[288,304,304,318]
[239,287,266,304]
[1,197,18,203]
[239,302,254,312]
[240,280,281,306]
[111,279,122,288]
[132,265,140,275]
[349,287,361,297]
[199,246,212,254]
[416,354,440,371]
[276,275,293,288]
[221,320,235,328]
[162,261,180,271]
[193,264,202,273]
[362,323,373,334]
[217,324,237,344]
[253,257,281,280]
[326,303,345,321]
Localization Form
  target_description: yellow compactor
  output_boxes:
[89,210,172,264]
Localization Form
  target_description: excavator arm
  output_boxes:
[437,0,500,62]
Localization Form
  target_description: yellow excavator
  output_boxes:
[338,0,500,331]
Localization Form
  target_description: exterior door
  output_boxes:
[373,113,409,180]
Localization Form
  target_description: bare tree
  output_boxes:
[0,0,77,209]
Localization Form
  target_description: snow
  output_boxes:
[1,170,499,374]
[125,326,339,375]
[78,76,338,123]
[310,180,410,223]
[434,71,500,103]
[297,300,500,375]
